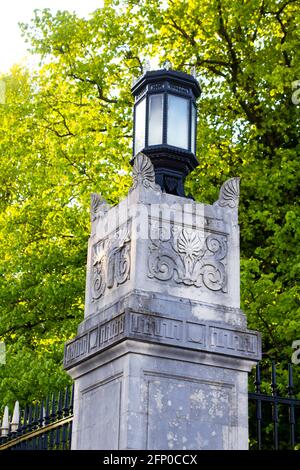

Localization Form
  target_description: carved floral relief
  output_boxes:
[130,152,161,192]
[148,222,227,292]
[90,193,110,222]
[92,225,131,301]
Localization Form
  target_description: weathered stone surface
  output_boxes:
[84,169,240,318]
[65,154,261,450]
[64,309,260,370]
[68,341,253,450]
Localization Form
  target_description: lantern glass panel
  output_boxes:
[148,94,164,146]
[134,97,146,154]
[167,94,189,150]
[191,103,196,154]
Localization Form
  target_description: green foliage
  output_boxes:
[0,0,300,410]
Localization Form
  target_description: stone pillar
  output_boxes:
[64,153,261,450]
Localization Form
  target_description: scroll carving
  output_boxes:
[148,223,227,292]
[92,226,131,300]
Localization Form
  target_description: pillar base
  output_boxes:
[68,339,255,450]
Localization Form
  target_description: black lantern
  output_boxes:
[131,68,201,197]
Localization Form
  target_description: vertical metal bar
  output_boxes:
[39,399,44,428]
[55,426,61,450]
[163,92,168,145]
[62,423,67,450]
[27,405,33,432]
[16,410,22,438]
[68,420,73,450]
[271,361,279,450]
[32,403,39,431]
[51,392,56,423]
[57,391,63,420]
[45,397,50,426]
[49,429,55,450]
[145,93,149,148]
[43,431,48,450]
[188,99,192,152]
[63,386,70,418]
[22,406,28,435]
[254,363,262,450]
[38,434,42,450]
[287,363,295,449]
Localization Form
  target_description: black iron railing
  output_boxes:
[0,385,74,450]
[249,362,300,450]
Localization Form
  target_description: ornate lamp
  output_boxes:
[131,68,201,197]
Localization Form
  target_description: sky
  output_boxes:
[0,1,104,73]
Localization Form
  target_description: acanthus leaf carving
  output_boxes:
[131,152,161,192]
[92,224,131,301]
[148,224,227,293]
[90,193,110,222]
[92,240,108,300]
[216,177,240,209]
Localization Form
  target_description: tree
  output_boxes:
[0,0,299,410]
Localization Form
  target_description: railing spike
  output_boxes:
[11,401,20,433]
[1,406,9,437]
[0,385,75,450]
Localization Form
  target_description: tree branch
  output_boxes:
[69,73,118,103]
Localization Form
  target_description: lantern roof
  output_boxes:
[131,69,201,100]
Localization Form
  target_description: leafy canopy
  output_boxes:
[0,0,300,408]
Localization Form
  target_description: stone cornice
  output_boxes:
[64,309,261,370]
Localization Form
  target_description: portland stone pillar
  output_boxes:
[64,152,261,450]
[64,68,261,450]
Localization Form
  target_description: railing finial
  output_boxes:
[11,401,20,433]
[1,406,9,437]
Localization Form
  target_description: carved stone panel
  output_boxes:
[91,224,131,301]
[148,221,227,293]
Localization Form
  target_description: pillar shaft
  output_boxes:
[64,153,261,450]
